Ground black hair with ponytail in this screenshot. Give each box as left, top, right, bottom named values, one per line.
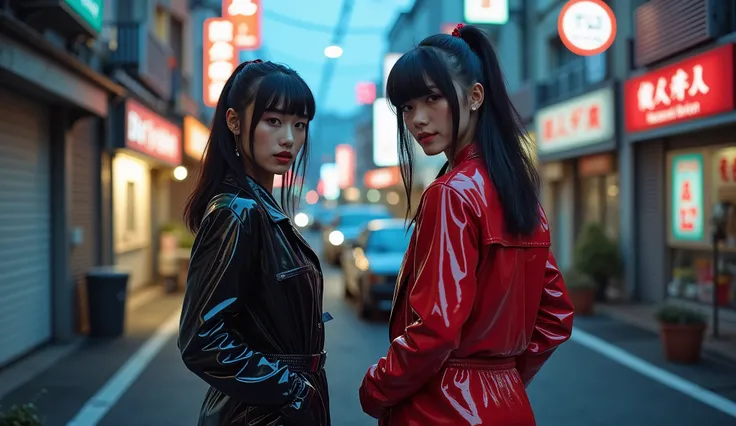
left=386, top=25, right=540, bottom=236
left=184, top=60, right=316, bottom=233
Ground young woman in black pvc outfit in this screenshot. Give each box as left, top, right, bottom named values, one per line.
left=179, top=59, right=331, bottom=426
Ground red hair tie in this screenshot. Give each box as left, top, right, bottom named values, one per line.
left=451, top=23, right=464, bottom=38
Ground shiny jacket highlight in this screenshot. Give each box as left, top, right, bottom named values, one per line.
left=179, top=177, right=330, bottom=426
left=359, top=144, right=575, bottom=425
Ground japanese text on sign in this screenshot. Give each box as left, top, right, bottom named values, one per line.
left=203, top=18, right=236, bottom=108
left=637, top=65, right=710, bottom=124
left=671, top=154, right=704, bottom=241
left=624, top=44, right=735, bottom=133
left=222, top=0, right=261, bottom=50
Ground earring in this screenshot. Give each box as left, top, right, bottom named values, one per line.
left=471, top=105, right=477, bottom=111
left=232, top=132, right=240, bottom=156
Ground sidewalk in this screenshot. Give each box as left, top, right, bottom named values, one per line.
left=0, top=286, right=183, bottom=426
left=574, top=307, right=736, bottom=403
left=595, top=300, right=736, bottom=363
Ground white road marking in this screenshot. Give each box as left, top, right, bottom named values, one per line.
left=66, top=310, right=181, bottom=426
left=571, top=327, right=736, bottom=418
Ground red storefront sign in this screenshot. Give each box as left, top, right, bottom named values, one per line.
left=624, top=44, right=735, bottom=133
left=364, top=166, right=400, bottom=189
left=125, top=100, right=182, bottom=165
left=222, top=0, right=262, bottom=50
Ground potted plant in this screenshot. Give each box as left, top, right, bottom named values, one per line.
left=564, top=268, right=597, bottom=316
left=656, top=304, right=708, bottom=364
left=573, top=222, right=622, bottom=301
left=0, top=403, right=43, bottom=426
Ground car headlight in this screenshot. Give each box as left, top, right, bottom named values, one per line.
left=294, top=213, right=309, bottom=227
left=328, top=230, right=344, bottom=246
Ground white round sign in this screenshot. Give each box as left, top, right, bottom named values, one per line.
left=558, top=0, right=616, bottom=56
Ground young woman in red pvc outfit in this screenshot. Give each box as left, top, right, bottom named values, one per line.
left=359, top=24, right=575, bottom=425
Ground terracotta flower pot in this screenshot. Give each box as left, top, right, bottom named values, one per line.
left=659, top=322, right=706, bottom=364
left=568, top=288, right=595, bottom=316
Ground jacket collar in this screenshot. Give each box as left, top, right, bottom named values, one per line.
left=223, top=175, right=289, bottom=223
left=452, top=143, right=481, bottom=167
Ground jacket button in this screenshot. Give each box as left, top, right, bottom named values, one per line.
left=317, top=323, right=322, bottom=329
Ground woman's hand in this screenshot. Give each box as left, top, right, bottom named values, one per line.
left=280, top=375, right=323, bottom=425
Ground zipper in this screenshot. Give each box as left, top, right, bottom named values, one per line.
left=275, top=265, right=313, bottom=281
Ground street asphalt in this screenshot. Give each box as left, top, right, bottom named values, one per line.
left=1, top=230, right=735, bottom=425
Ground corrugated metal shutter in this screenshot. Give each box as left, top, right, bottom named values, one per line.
left=635, top=141, right=666, bottom=302
left=0, top=88, right=52, bottom=366
left=635, top=0, right=712, bottom=67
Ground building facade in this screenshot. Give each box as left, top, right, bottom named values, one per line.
left=0, top=0, right=209, bottom=368
left=623, top=0, right=736, bottom=310
left=0, top=0, right=120, bottom=367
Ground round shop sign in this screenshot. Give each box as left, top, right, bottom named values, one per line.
left=558, top=0, right=617, bottom=56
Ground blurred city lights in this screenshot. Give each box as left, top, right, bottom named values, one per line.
left=324, top=45, right=343, bottom=58
left=173, top=166, right=188, bottom=181
left=366, top=189, right=381, bottom=203
left=305, top=190, right=319, bottom=204
left=294, top=213, right=309, bottom=227
left=329, top=230, right=345, bottom=246
left=386, top=191, right=400, bottom=205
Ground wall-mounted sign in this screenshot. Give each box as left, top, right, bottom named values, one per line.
left=671, top=153, right=704, bottom=241
left=335, top=144, right=356, bottom=189
left=534, top=86, right=615, bottom=155
left=558, top=0, right=617, bottom=56
left=383, top=53, right=402, bottom=96
left=183, top=115, right=209, bottom=161
left=320, top=163, right=340, bottom=201
left=464, top=0, right=508, bottom=25
left=373, top=98, right=400, bottom=167
left=624, top=44, right=735, bottom=133
left=364, top=167, right=401, bottom=189
left=203, top=18, right=237, bottom=108
left=355, top=82, right=377, bottom=105
left=222, top=0, right=262, bottom=50
left=125, top=100, right=182, bottom=166
left=64, top=0, right=103, bottom=33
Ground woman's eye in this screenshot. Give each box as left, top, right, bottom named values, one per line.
left=267, top=118, right=281, bottom=125
left=295, top=122, right=307, bottom=129
left=401, top=105, right=412, bottom=112
left=427, top=95, right=440, bottom=102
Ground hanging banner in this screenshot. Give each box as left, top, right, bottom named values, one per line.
left=222, top=0, right=262, bottom=50
left=671, top=153, right=705, bottom=241
left=203, top=18, right=237, bottom=107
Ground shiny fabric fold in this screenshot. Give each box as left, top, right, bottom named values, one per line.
left=179, top=177, right=330, bottom=426
left=359, top=143, right=574, bottom=425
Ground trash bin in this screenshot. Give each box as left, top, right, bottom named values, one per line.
left=86, top=266, right=130, bottom=338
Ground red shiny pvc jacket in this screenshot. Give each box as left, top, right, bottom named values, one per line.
left=359, top=143, right=575, bottom=425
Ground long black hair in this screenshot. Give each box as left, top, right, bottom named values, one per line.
left=184, top=60, right=316, bottom=233
left=386, top=25, right=540, bottom=236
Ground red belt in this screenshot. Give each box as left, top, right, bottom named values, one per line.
left=444, top=356, right=515, bottom=371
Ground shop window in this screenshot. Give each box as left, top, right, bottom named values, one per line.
left=580, top=176, right=603, bottom=225
left=154, top=6, right=169, bottom=43
left=125, top=181, right=136, bottom=233
left=605, top=174, right=620, bottom=238
left=667, top=147, right=736, bottom=309
left=579, top=172, right=620, bottom=241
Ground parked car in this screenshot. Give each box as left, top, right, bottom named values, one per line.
left=341, top=218, right=413, bottom=319
left=321, top=204, right=393, bottom=265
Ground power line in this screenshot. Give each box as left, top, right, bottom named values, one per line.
left=263, top=9, right=385, bottom=35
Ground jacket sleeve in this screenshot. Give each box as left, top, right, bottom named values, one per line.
left=360, top=184, right=479, bottom=417
left=178, top=206, right=305, bottom=405
left=515, top=251, right=574, bottom=387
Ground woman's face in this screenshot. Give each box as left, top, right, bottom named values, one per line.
left=400, top=79, right=484, bottom=158
left=227, top=102, right=308, bottom=180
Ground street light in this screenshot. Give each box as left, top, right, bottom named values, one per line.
left=324, top=45, right=343, bottom=58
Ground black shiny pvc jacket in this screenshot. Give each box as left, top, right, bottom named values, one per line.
left=178, top=176, right=330, bottom=426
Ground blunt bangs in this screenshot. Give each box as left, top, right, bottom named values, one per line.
left=387, top=47, right=459, bottom=109
left=255, top=71, right=316, bottom=120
